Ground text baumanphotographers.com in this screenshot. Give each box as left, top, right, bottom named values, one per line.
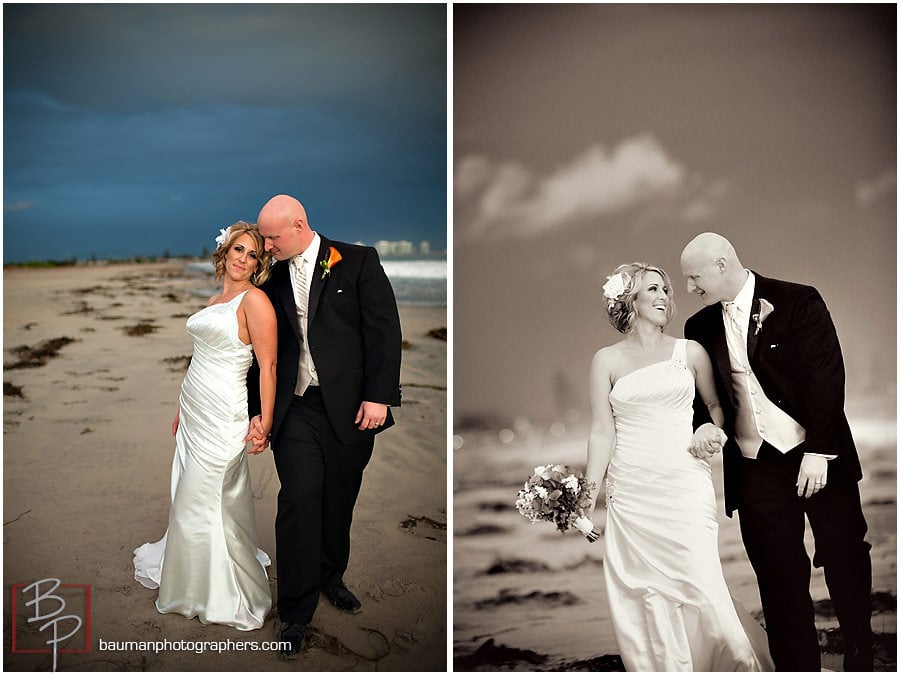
left=97, top=638, right=290, bottom=654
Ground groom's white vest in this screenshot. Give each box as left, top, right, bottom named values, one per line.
left=722, top=273, right=805, bottom=459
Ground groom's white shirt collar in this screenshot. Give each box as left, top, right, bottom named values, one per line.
left=292, top=232, right=321, bottom=272
left=723, top=270, right=755, bottom=318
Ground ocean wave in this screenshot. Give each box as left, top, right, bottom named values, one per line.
left=381, top=259, right=446, bottom=279
left=185, top=258, right=445, bottom=306
left=849, top=416, right=897, bottom=448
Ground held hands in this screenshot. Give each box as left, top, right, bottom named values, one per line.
left=242, top=402, right=389, bottom=453
left=689, top=423, right=727, bottom=459
left=244, top=415, right=270, bottom=455
left=797, top=454, right=828, bottom=498
left=172, top=410, right=180, bottom=436
left=355, top=401, right=388, bottom=431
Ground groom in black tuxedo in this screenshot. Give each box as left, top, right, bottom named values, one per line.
left=247, top=194, right=402, bottom=659
left=680, top=233, right=873, bottom=672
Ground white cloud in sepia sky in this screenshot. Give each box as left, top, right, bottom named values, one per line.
left=855, top=169, right=897, bottom=208
left=456, top=134, right=687, bottom=240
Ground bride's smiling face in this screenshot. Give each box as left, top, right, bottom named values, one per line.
left=632, top=271, right=672, bottom=327
left=225, top=233, right=261, bottom=282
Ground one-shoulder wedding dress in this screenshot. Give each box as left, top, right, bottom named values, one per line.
left=604, top=338, right=773, bottom=671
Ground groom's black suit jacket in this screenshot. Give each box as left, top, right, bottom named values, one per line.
left=684, top=272, right=862, bottom=517
left=248, top=236, right=402, bottom=445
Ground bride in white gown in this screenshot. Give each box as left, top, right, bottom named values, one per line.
left=134, top=222, right=277, bottom=631
left=586, top=262, right=773, bottom=671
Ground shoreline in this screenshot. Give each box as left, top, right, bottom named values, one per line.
left=2, top=251, right=449, bottom=269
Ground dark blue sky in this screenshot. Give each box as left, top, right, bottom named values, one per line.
left=3, top=3, right=447, bottom=262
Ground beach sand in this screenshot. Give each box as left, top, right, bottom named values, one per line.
left=453, top=410, right=897, bottom=671
left=3, top=260, right=447, bottom=671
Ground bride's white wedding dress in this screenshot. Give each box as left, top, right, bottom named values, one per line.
left=604, top=338, right=773, bottom=671
left=133, top=290, right=272, bottom=631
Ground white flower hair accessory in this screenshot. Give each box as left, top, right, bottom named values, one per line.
left=602, top=271, right=631, bottom=309
left=214, top=226, right=232, bottom=248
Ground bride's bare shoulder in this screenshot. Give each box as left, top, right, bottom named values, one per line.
left=684, top=339, right=712, bottom=364
left=591, top=340, right=628, bottom=370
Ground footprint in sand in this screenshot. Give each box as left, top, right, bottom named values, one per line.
left=366, top=578, right=416, bottom=603
left=308, top=626, right=391, bottom=663
left=392, top=628, right=423, bottom=654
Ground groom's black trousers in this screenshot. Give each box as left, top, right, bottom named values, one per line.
left=736, top=442, right=872, bottom=672
left=271, top=388, right=373, bottom=625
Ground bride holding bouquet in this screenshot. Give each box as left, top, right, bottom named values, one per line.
left=584, top=262, right=772, bottom=671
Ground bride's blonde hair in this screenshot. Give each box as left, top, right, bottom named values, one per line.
left=212, top=221, right=272, bottom=286
left=605, top=262, right=676, bottom=334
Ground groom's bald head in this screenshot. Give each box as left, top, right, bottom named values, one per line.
left=257, top=194, right=315, bottom=261
left=681, top=233, right=740, bottom=267
left=680, top=232, right=747, bottom=305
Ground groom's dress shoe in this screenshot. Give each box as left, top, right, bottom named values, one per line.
left=323, top=586, right=362, bottom=614
left=276, top=621, right=306, bottom=660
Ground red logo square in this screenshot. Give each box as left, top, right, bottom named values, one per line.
left=11, top=580, right=91, bottom=654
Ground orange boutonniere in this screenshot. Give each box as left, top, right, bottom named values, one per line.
left=319, top=246, right=342, bottom=279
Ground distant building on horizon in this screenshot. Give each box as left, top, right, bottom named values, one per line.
left=375, top=240, right=414, bottom=256
left=351, top=239, right=442, bottom=257
left=372, top=239, right=435, bottom=257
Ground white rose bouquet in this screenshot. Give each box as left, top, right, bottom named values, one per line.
left=515, top=464, right=603, bottom=542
